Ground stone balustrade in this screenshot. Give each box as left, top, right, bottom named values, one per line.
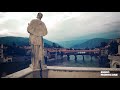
left=2, top=66, right=120, bottom=78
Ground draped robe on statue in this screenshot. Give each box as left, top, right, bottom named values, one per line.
left=27, top=19, right=47, bottom=69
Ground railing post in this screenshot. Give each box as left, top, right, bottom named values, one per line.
left=39, top=60, right=42, bottom=78
left=75, top=55, right=77, bottom=63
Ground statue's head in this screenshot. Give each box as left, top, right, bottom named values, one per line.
left=37, top=12, right=43, bottom=20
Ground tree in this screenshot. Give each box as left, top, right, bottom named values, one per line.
left=109, top=40, right=118, bottom=54
left=91, top=48, right=94, bottom=50
left=85, top=47, right=89, bottom=50
left=52, top=43, right=57, bottom=48
left=100, top=42, right=107, bottom=48
left=12, top=42, right=16, bottom=47
left=57, top=45, right=62, bottom=48
left=44, top=43, right=51, bottom=48
left=95, top=46, right=100, bottom=48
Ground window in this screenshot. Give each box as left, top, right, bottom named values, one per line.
left=116, top=65, right=120, bottom=68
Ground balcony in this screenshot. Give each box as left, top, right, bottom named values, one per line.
left=2, top=66, right=120, bottom=78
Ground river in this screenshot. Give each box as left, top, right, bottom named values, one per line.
left=47, top=55, right=110, bottom=68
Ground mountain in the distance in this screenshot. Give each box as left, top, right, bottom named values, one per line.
left=71, top=38, right=111, bottom=49
left=57, top=31, right=120, bottom=48
left=57, top=39, right=88, bottom=48
left=0, top=36, right=62, bottom=48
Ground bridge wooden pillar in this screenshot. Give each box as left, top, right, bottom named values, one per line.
left=74, top=55, right=77, bottom=63
left=91, top=55, right=93, bottom=62
left=67, top=54, right=70, bottom=61
left=83, top=55, right=84, bottom=61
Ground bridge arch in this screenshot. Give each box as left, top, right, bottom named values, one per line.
left=77, top=55, right=83, bottom=60
left=69, top=55, right=75, bottom=60
left=112, top=61, right=120, bottom=68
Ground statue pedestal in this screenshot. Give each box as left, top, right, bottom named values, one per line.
left=42, top=64, right=47, bottom=70
left=29, top=64, right=47, bottom=70
left=29, top=64, right=34, bottom=70
left=29, top=64, right=48, bottom=78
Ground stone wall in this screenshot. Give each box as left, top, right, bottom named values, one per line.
left=108, top=55, right=120, bottom=68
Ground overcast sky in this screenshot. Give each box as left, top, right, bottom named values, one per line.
left=0, top=12, right=120, bottom=42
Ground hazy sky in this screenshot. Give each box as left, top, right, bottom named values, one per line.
left=0, top=12, right=120, bottom=42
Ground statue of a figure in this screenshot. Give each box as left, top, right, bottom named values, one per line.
left=27, top=13, right=48, bottom=70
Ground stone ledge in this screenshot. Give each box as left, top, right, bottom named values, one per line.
left=2, top=66, right=120, bottom=78
left=47, top=66, right=120, bottom=72
left=2, top=67, right=33, bottom=78
left=108, top=56, right=120, bottom=60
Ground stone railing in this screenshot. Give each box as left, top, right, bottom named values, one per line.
left=47, top=66, right=120, bottom=78
left=2, top=66, right=120, bottom=78
left=2, top=67, right=33, bottom=78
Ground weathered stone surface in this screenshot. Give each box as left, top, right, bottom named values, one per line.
left=27, top=13, right=48, bottom=70
left=3, top=66, right=120, bottom=78
left=47, top=66, right=120, bottom=78
left=47, top=66, right=120, bottom=71
left=2, top=67, right=33, bottom=78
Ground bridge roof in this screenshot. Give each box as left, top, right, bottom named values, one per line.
left=48, top=49, right=100, bottom=53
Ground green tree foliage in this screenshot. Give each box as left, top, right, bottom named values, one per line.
left=100, top=42, right=107, bottom=48
left=108, top=40, right=118, bottom=54
left=52, top=43, right=57, bottom=48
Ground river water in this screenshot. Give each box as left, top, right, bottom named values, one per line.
left=47, top=55, right=110, bottom=68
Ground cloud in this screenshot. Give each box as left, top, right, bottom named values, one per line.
left=45, top=12, right=120, bottom=41
left=0, top=12, right=37, bottom=37
left=0, top=12, right=120, bottom=42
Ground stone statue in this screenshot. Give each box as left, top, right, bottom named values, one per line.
left=27, top=12, right=48, bottom=70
